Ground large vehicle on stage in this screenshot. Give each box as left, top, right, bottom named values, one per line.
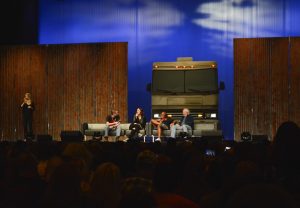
left=151, top=57, right=223, bottom=135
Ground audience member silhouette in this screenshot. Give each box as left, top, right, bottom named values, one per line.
left=90, top=162, right=121, bottom=208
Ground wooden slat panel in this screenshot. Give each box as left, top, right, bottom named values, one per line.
left=0, top=43, right=127, bottom=140
left=234, top=38, right=271, bottom=141
left=234, top=38, right=253, bottom=141
left=46, top=45, right=65, bottom=139
left=290, top=37, right=300, bottom=126
left=250, top=38, right=271, bottom=136
left=0, top=46, right=46, bottom=139
left=235, top=37, right=299, bottom=141
left=270, top=38, right=289, bottom=138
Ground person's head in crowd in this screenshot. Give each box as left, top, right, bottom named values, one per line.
left=118, top=188, right=156, bottom=208
left=273, top=121, right=300, bottom=174
left=2, top=149, right=43, bottom=208
left=153, top=155, right=177, bottom=193
left=42, top=162, right=83, bottom=208
left=37, top=160, right=48, bottom=180
left=180, top=152, right=208, bottom=203
left=274, top=121, right=300, bottom=144
left=44, top=156, right=63, bottom=182
left=234, top=160, right=260, bottom=184
left=7, top=151, right=39, bottom=181
left=7, top=140, right=28, bottom=159
left=136, top=150, right=157, bottom=179
left=80, top=167, right=92, bottom=194
left=85, top=142, right=105, bottom=171
left=227, top=184, right=297, bottom=208
left=62, top=143, right=92, bottom=167
left=90, top=162, right=121, bottom=208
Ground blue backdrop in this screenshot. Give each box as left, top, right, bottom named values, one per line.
left=39, top=0, right=300, bottom=139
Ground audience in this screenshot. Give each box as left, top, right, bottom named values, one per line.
left=0, top=121, right=299, bottom=208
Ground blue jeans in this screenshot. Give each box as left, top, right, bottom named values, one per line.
left=170, top=124, right=192, bottom=138
left=105, top=124, right=121, bottom=137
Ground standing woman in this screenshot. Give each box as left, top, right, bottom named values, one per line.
left=21, top=93, right=35, bottom=140
left=129, top=107, right=147, bottom=138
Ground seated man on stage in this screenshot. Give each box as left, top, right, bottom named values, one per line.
left=151, top=111, right=173, bottom=141
left=104, top=110, right=121, bottom=141
left=170, top=108, right=194, bottom=138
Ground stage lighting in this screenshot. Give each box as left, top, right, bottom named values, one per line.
left=241, top=131, right=251, bottom=142
left=153, top=114, right=160, bottom=118
left=211, top=113, right=217, bottom=118
left=205, top=113, right=217, bottom=119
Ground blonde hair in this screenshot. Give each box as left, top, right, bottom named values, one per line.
left=25, top=93, right=32, bottom=99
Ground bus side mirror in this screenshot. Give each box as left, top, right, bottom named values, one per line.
left=219, top=81, right=225, bottom=91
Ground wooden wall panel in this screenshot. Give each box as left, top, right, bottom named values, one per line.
left=46, top=45, right=65, bottom=139
left=251, top=39, right=271, bottom=136
left=234, top=39, right=253, bottom=140
left=234, top=37, right=300, bottom=141
left=290, top=38, right=300, bottom=125
left=0, top=43, right=127, bottom=140
left=0, top=46, right=46, bottom=140
left=269, top=38, right=289, bottom=137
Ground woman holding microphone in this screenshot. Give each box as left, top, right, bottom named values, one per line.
left=21, top=93, right=35, bottom=140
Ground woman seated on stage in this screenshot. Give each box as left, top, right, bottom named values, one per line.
left=129, top=107, right=147, bottom=138
left=151, top=111, right=173, bottom=141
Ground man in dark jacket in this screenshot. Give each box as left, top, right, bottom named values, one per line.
left=170, top=108, right=194, bottom=138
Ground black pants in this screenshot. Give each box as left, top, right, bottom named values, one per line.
left=129, top=123, right=142, bottom=138
left=23, top=114, right=33, bottom=139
